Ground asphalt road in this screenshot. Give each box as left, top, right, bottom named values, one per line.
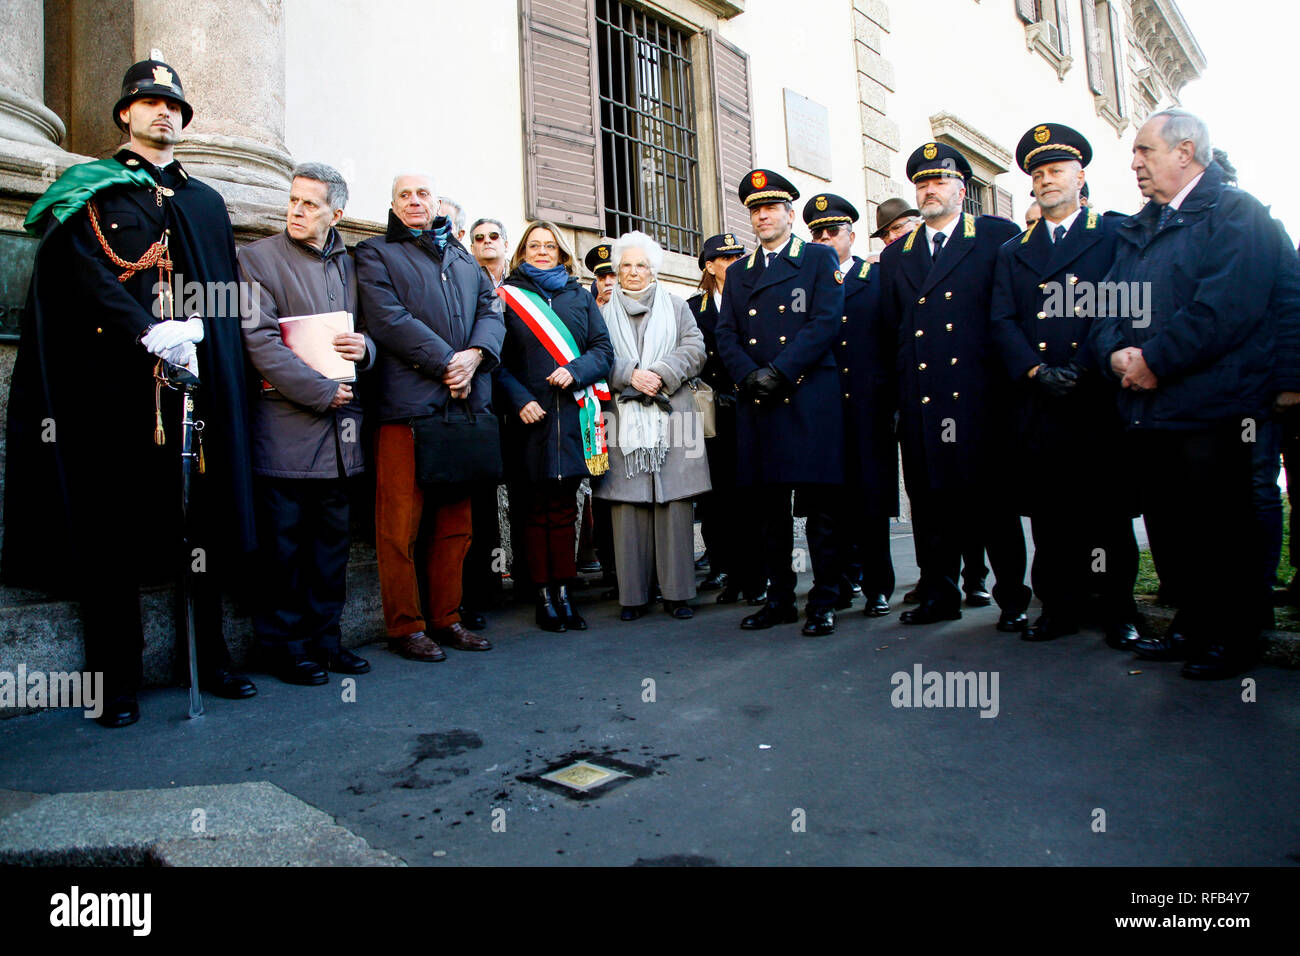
left=1, top=530, right=1297, bottom=867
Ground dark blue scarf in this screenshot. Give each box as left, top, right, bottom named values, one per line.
left=409, top=215, right=453, bottom=252
left=519, top=262, right=570, bottom=294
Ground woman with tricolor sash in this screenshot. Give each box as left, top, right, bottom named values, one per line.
left=496, top=221, right=614, bottom=632
left=593, top=232, right=711, bottom=621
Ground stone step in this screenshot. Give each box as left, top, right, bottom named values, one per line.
left=0, top=781, right=404, bottom=866
left=0, top=545, right=387, bottom=718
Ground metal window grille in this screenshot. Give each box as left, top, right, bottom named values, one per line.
left=595, top=0, right=702, bottom=256
left=963, top=179, right=987, bottom=217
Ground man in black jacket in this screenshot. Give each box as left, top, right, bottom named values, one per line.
left=990, top=123, right=1138, bottom=647
left=1092, top=108, right=1300, bottom=678
left=714, top=168, right=847, bottom=636
left=3, top=60, right=258, bottom=727
left=355, top=173, right=504, bottom=663
left=880, top=142, right=1030, bottom=631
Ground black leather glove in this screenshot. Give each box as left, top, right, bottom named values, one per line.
left=742, top=364, right=787, bottom=400
left=1033, top=363, right=1080, bottom=399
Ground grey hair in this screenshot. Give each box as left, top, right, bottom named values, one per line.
left=612, top=230, right=665, bottom=276
left=469, top=217, right=507, bottom=243
left=439, top=196, right=466, bottom=234
left=1212, top=147, right=1238, bottom=184
left=1150, top=108, right=1212, bottom=166
left=391, top=172, right=437, bottom=199
left=291, top=162, right=348, bottom=211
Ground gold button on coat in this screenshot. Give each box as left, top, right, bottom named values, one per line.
left=918, top=296, right=926, bottom=304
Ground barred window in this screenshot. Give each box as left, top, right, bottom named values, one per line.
left=595, top=0, right=702, bottom=256
left=963, top=178, right=988, bottom=218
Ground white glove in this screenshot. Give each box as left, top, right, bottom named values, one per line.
left=142, top=316, right=204, bottom=356
left=160, top=342, right=197, bottom=369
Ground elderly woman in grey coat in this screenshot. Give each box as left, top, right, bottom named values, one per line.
left=594, top=231, right=710, bottom=620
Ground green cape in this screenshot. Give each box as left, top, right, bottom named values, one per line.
left=24, top=158, right=157, bottom=236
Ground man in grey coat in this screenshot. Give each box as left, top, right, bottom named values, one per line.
left=238, top=163, right=375, bottom=685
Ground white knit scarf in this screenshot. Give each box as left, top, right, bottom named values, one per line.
left=604, top=282, right=677, bottom=476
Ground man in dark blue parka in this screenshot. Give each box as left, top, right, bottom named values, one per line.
left=1091, top=108, right=1300, bottom=679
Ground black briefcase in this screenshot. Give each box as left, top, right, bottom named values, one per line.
left=411, top=401, right=502, bottom=486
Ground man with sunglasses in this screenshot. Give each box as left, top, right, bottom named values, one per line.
left=470, top=218, right=510, bottom=289
left=803, top=194, right=898, bottom=620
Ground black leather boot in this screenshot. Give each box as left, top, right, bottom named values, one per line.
left=535, top=586, right=566, bottom=633
left=552, top=584, right=587, bottom=630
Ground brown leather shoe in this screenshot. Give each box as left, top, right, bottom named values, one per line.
left=434, top=622, right=492, bottom=652
left=387, top=631, right=446, bottom=662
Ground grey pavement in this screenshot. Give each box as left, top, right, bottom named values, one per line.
left=1, top=526, right=1298, bottom=867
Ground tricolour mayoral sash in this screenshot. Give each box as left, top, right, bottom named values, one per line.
left=497, top=285, right=611, bottom=476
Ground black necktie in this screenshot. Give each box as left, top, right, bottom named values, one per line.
left=765, top=251, right=776, bottom=269
left=1053, top=224, right=1066, bottom=244
left=931, top=232, right=945, bottom=260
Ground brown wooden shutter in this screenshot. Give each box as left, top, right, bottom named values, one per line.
left=993, top=185, right=1015, bottom=221
left=1080, top=0, right=1106, bottom=95
left=520, top=0, right=605, bottom=230
left=708, top=31, right=756, bottom=245
left=1016, top=0, right=1038, bottom=23
left=1108, top=1, right=1129, bottom=116
left=1054, top=0, right=1071, bottom=55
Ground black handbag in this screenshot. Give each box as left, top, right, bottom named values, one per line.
left=411, top=401, right=502, bottom=486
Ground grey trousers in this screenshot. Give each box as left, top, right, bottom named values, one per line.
left=609, top=500, right=697, bottom=605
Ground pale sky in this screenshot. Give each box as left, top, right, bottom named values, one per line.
left=1175, top=0, right=1299, bottom=242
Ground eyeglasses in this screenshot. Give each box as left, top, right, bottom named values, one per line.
left=525, top=241, right=559, bottom=252
left=473, top=232, right=501, bottom=243
left=811, top=225, right=844, bottom=240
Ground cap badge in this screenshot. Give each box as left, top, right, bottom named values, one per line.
left=725, top=234, right=735, bottom=246
left=923, top=144, right=937, bottom=160
left=751, top=170, right=767, bottom=189
left=152, top=65, right=174, bottom=90
left=1034, top=125, right=1050, bottom=144
left=597, top=246, right=608, bottom=259
left=815, top=196, right=828, bottom=211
